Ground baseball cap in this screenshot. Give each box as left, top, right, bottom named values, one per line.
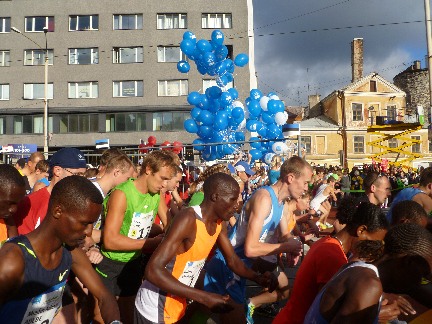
left=49, top=148, right=87, bottom=169
left=227, top=164, right=236, bottom=174
left=235, top=161, right=255, bottom=176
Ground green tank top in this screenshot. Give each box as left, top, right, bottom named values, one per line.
left=101, top=178, right=160, bottom=262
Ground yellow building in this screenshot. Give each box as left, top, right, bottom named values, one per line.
left=297, top=39, right=431, bottom=169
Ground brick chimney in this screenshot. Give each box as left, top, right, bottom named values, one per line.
left=351, top=38, right=363, bottom=83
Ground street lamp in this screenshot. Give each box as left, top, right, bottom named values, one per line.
left=11, top=26, right=49, bottom=158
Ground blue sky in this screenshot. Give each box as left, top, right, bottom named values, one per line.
left=251, top=0, right=427, bottom=106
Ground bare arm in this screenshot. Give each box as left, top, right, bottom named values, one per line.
left=102, top=189, right=158, bottom=252
left=157, top=197, right=169, bottom=228
left=413, top=193, right=432, bottom=215
left=244, top=190, right=300, bottom=258
left=71, top=248, right=120, bottom=323
left=145, top=209, right=232, bottom=312
left=0, top=243, right=25, bottom=305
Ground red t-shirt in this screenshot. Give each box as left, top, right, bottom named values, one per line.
left=273, top=236, right=347, bottom=324
left=14, top=187, right=50, bottom=235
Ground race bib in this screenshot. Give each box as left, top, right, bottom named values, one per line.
left=128, top=211, right=154, bottom=239
left=178, top=259, right=206, bottom=287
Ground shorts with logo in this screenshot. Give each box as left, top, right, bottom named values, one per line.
left=95, top=255, right=149, bottom=297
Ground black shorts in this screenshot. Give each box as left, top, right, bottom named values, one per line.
left=95, top=255, right=147, bottom=297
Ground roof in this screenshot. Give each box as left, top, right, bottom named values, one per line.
left=297, top=115, right=339, bottom=128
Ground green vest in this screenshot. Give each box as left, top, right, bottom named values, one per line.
left=101, top=178, right=160, bottom=262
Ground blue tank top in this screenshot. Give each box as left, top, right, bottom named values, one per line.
left=228, top=186, right=284, bottom=265
left=304, top=261, right=380, bottom=324
left=0, top=236, right=72, bottom=324
left=387, top=187, right=424, bottom=222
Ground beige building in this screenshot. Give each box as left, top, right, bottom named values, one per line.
left=297, top=38, right=431, bottom=169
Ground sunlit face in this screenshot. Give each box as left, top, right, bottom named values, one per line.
left=372, top=176, right=391, bottom=205
left=288, top=167, right=313, bottom=200
left=146, top=165, right=173, bottom=194
left=60, top=201, right=101, bottom=248
left=61, top=167, right=87, bottom=180
left=166, top=171, right=183, bottom=192
left=0, top=185, right=26, bottom=219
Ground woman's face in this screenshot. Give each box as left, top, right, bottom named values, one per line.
left=296, top=196, right=310, bottom=211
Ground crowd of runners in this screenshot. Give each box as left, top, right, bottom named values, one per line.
left=0, top=147, right=432, bottom=324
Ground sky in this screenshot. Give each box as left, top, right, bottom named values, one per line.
left=251, top=0, right=427, bottom=107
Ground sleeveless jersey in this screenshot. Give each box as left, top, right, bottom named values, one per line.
left=304, top=261, right=380, bottom=324
left=0, top=236, right=72, bottom=324
left=229, top=186, right=284, bottom=263
left=135, top=206, right=221, bottom=324
left=101, top=178, right=160, bottom=262
left=310, top=183, right=329, bottom=211
left=387, top=187, right=424, bottom=222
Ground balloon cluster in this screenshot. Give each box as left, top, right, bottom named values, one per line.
left=243, top=90, right=289, bottom=161
left=179, top=30, right=250, bottom=161
left=139, top=136, right=183, bottom=155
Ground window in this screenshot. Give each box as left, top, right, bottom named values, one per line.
left=300, top=136, right=311, bottom=154
left=24, top=49, right=54, bottom=65
left=69, top=15, right=99, bottom=31
left=0, top=117, right=5, bottom=134
left=113, top=14, right=143, bottom=30
left=59, top=114, right=98, bottom=133
left=69, top=48, right=99, bottom=65
left=157, top=46, right=186, bottom=62
left=0, top=84, right=9, bottom=100
left=113, top=46, right=143, bottom=63
left=388, top=138, right=398, bottom=148
left=157, top=13, right=187, bottom=29
left=353, top=136, right=364, bottom=153
left=13, top=115, right=53, bottom=134
left=106, top=113, right=147, bottom=132
left=23, top=83, right=53, bottom=99
left=412, top=136, right=421, bottom=153
left=0, top=17, right=11, bottom=33
left=370, top=80, right=377, bottom=92
left=158, top=80, right=188, bottom=96
left=387, top=105, right=397, bottom=121
left=152, top=112, right=189, bottom=131
left=25, top=16, right=54, bottom=32
left=68, top=82, right=98, bottom=98
left=113, top=81, right=143, bottom=97
left=203, top=79, right=233, bottom=91
left=0, top=50, right=10, bottom=67
left=202, top=13, right=232, bottom=29
left=352, top=103, right=363, bottom=121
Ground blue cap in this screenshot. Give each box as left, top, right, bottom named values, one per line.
left=49, top=148, right=87, bottom=169
left=227, top=164, right=236, bottom=174
left=235, top=161, right=255, bottom=176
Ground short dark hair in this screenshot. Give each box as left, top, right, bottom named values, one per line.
left=16, top=158, right=26, bottom=169
left=203, top=172, right=239, bottom=199
left=391, top=200, right=428, bottom=226
left=48, top=175, right=103, bottom=214
left=0, top=164, right=25, bottom=191
left=419, top=167, right=432, bottom=187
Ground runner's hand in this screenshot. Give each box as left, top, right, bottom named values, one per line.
left=254, top=271, right=278, bottom=293
left=378, top=299, right=401, bottom=322
left=202, top=294, right=234, bottom=313
left=382, top=293, right=416, bottom=316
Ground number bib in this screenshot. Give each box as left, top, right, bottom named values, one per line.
left=178, top=259, right=206, bottom=287
left=128, top=211, right=154, bottom=239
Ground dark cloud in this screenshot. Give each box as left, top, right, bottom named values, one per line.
left=252, top=0, right=425, bottom=105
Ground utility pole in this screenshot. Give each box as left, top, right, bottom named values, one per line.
left=425, top=0, right=432, bottom=139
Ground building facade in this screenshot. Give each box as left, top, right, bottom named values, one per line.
left=0, top=0, right=255, bottom=153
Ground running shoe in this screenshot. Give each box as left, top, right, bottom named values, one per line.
left=316, top=221, right=327, bottom=230
left=325, top=222, right=334, bottom=228
left=246, top=303, right=255, bottom=324
left=255, top=303, right=280, bottom=318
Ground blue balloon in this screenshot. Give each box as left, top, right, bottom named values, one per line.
left=211, top=30, right=225, bottom=46
left=214, top=115, right=228, bottom=131
left=250, top=89, right=263, bottom=100
left=208, top=99, right=221, bottom=113
left=249, top=149, right=262, bottom=161
left=267, top=123, right=282, bottom=139
left=184, top=119, right=198, bottom=133
left=225, top=73, right=234, bottom=84
left=198, top=125, right=213, bottom=139
left=205, top=86, right=222, bottom=99
left=183, top=31, right=197, bottom=42
left=192, top=138, right=205, bottom=151
left=234, top=53, right=249, bottom=67
left=198, top=94, right=210, bottom=109
left=220, top=92, right=233, bottom=106
left=228, top=87, right=238, bottom=100
left=250, top=136, right=261, bottom=149
left=235, top=132, right=245, bottom=142
left=231, top=107, right=244, bottom=119
left=187, top=92, right=201, bottom=106
left=247, top=100, right=261, bottom=117
left=216, top=75, right=228, bottom=87
left=190, top=107, right=202, bottom=121
left=200, top=110, right=214, bottom=126
left=261, top=112, right=274, bottom=124
left=246, top=120, right=259, bottom=132
left=223, top=144, right=236, bottom=155
left=267, top=99, right=280, bottom=114
left=180, top=39, right=196, bottom=55
left=257, top=126, right=267, bottom=137
left=215, top=45, right=229, bottom=61
left=203, top=52, right=216, bottom=68
left=197, top=63, right=208, bottom=75
left=215, top=61, right=228, bottom=76
left=225, top=59, right=235, bottom=73
left=177, top=60, right=190, bottom=73
left=217, top=110, right=229, bottom=120
left=197, top=39, right=212, bottom=53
